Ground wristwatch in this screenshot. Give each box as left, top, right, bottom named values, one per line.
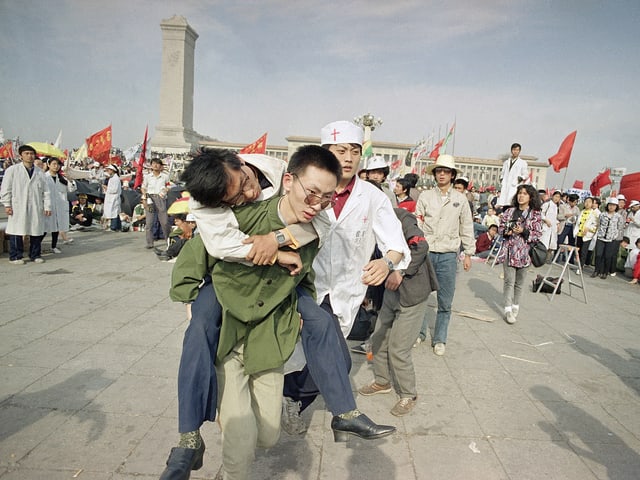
left=382, top=256, right=394, bottom=271
left=275, top=230, right=287, bottom=246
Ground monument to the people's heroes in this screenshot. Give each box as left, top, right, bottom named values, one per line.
left=151, top=15, right=201, bottom=154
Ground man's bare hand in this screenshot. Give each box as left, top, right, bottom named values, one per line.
left=362, top=258, right=390, bottom=286
left=463, top=255, right=472, bottom=272
left=244, top=232, right=278, bottom=265
left=277, top=250, right=302, bottom=276
left=384, top=270, right=403, bottom=291
left=44, top=210, right=52, bottom=217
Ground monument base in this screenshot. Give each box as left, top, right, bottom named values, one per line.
left=150, top=126, right=200, bottom=154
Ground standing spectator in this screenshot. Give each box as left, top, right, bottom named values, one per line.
left=498, top=184, right=543, bottom=324
left=393, top=177, right=415, bottom=212
left=497, top=143, right=528, bottom=208
left=626, top=238, right=640, bottom=283
left=573, top=197, right=599, bottom=268
left=362, top=156, right=397, bottom=207
left=540, top=191, right=561, bottom=255
left=415, top=154, right=475, bottom=355
left=624, top=199, right=640, bottom=247
left=0, top=145, right=51, bottom=264
left=611, top=195, right=629, bottom=276
left=44, top=158, right=72, bottom=253
left=403, top=173, right=420, bottom=201
left=141, top=158, right=171, bottom=249
left=103, top=164, right=122, bottom=232
left=557, top=193, right=580, bottom=247
left=592, top=198, right=624, bottom=279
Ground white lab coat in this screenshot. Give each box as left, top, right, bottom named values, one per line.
left=313, top=178, right=411, bottom=337
left=497, top=157, right=528, bottom=206
left=0, top=163, right=51, bottom=236
left=44, top=174, right=70, bottom=232
left=625, top=209, right=640, bottom=247
left=191, top=153, right=328, bottom=262
left=539, top=200, right=558, bottom=249
left=103, top=174, right=121, bottom=219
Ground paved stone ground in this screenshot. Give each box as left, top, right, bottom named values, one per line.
left=1, top=227, right=639, bottom=479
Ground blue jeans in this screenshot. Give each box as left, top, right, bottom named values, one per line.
left=9, top=234, right=44, bottom=261
left=419, top=252, right=458, bottom=345
left=110, top=215, right=121, bottom=231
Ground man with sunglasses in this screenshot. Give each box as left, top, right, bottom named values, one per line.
left=161, top=147, right=394, bottom=480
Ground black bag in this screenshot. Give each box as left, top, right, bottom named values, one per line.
left=529, top=241, right=547, bottom=267
left=347, top=307, right=375, bottom=341
left=532, top=274, right=563, bottom=294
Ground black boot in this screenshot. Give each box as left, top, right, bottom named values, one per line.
left=159, top=441, right=205, bottom=480
left=331, top=413, right=395, bottom=442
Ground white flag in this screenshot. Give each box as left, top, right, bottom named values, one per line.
left=53, top=130, right=62, bottom=149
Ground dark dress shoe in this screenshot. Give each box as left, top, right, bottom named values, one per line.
left=331, top=413, right=396, bottom=442
left=159, top=441, right=205, bottom=480
left=600, top=273, right=608, bottom=279
left=590, top=271, right=598, bottom=278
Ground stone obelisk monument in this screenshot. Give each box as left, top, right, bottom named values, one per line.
left=151, top=15, right=200, bottom=153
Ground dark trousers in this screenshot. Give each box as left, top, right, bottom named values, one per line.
left=177, top=281, right=356, bottom=433
left=557, top=224, right=576, bottom=263
left=283, top=292, right=355, bottom=415
left=9, top=234, right=44, bottom=261
left=110, top=216, right=121, bottom=231
left=594, top=240, right=617, bottom=275
left=145, top=195, right=170, bottom=246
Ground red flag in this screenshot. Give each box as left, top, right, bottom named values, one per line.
left=86, top=125, right=112, bottom=164
left=0, top=140, right=14, bottom=159
left=134, top=126, right=148, bottom=189
left=548, top=130, right=577, bottom=173
left=572, top=180, right=584, bottom=189
left=428, top=137, right=445, bottom=159
left=239, top=133, right=267, bottom=154
left=589, top=169, right=611, bottom=196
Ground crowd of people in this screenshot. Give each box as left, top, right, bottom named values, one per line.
left=2, top=131, right=638, bottom=480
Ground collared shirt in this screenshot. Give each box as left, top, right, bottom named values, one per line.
left=332, top=175, right=356, bottom=219
left=142, top=171, right=170, bottom=195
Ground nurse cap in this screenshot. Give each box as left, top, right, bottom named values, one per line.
left=320, top=121, right=364, bottom=146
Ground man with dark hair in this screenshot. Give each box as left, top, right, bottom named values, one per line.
left=70, top=193, right=94, bottom=228
left=0, top=145, right=51, bottom=264
left=497, top=142, right=528, bottom=207
left=141, top=157, right=171, bottom=249
left=475, top=224, right=499, bottom=258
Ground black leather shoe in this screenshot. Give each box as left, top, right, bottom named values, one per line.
left=331, top=413, right=395, bottom=442
left=159, top=441, right=205, bottom=480
left=590, top=271, right=598, bottom=278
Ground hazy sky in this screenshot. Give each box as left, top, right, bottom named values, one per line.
left=1, top=0, right=638, bottom=187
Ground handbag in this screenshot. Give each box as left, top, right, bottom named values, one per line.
left=529, top=241, right=547, bottom=267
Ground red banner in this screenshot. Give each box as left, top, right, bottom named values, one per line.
left=86, top=125, right=112, bottom=164
left=548, top=130, right=577, bottom=173
left=0, top=141, right=14, bottom=159
left=572, top=180, right=584, bottom=189
left=589, top=169, right=611, bottom=196
left=239, top=132, right=267, bottom=154
left=134, top=126, right=148, bottom=189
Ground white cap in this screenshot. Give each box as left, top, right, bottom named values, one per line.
left=617, top=194, right=626, bottom=201
left=363, top=156, right=388, bottom=171
left=629, top=200, right=640, bottom=207
left=606, top=197, right=618, bottom=206
left=320, top=121, right=364, bottom=146
left=186, top=213, right=196, bottom=221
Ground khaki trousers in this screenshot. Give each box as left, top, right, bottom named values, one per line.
left=216, top=343, right=284, bottom=480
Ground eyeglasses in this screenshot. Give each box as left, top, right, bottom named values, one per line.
left=223, top=169, right=251, bottom=207
left=434, top=167, right=452, bottom=174
left=293, top=174, right=336, bottom=210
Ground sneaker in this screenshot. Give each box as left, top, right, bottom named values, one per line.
left=350, top=343, right=368, bottom=355
left=511, top=305, right=520, bottom=318
left=63, top=238, right=74, bottom=244
left=505, top=310, right=516, bottom=324
left=10, top=259, right=25, bottom=265
left=358, top=382, right=392, bottom=396
left=433, top=343, right=446, bottom=356
left=33, top=257, right=45, bottom=264
left=390, top=397, right=417, bottom=417
left=610, top=272, right=617, bottom=277
left=52, top=247, right=62, bottom=254
left=413, top=337, right=424, bottom=348
left=281, top=397, right=307, bottom=435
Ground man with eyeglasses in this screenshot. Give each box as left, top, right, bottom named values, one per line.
left=414, top=154, right=475, bottom=356
left=161, top=147, right=395, bottom=480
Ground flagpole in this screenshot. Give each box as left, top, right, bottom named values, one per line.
left=451, top=116, right=456, bottom=155
left=561, top=168, right=569, bottom=191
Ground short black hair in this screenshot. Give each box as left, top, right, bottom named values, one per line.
left=622, top=236, right=630, bottom=244
left=568, top=194, right=579, bottom=202
left=511, top=143, right=521, bottom=150
left=181, top=148, right=242, bottom=208
left=151, top=158, right=164, bottom=165
left=454, top=178, right=469, bottom=189
left=395, top=178, right=412, bottom=194
left=511, top=184, right=542, bottom=210
left=403, top=173, right=419, bottom=188
left=488, top=224, right=499, bottom=230
left=19, top=145, right=36, bottom=154
left=288, top=145, right=342, bottom=184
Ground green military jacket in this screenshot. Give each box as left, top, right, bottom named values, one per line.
left=170, top=196, right=318, bottom=375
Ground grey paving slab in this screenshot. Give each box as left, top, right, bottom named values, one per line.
left=1, top=228, right=640, bottom=479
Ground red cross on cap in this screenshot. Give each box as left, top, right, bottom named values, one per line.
left=331, top=129, right=340, bottom=141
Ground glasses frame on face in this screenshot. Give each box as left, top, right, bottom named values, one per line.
left=434, top=167, right=452, bottom=175
left=223, top=169, right=251, bottom=207
left=293, top=174, right=336, bottom=210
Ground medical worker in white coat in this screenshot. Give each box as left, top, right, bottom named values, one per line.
left=313, top=120, right=411, bottom=338
left=0, top=145, right=51, bottom=263
left=103, top=164, right=122, bottom=231
left=497, top=143, right=529, bottom=208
